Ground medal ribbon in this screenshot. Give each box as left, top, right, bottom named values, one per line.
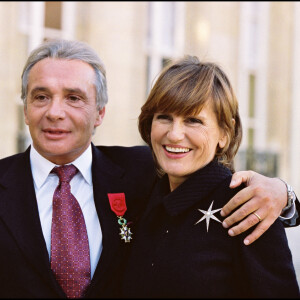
left=108, top=193, right=132, bottom=243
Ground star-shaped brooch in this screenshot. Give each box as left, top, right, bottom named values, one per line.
left=194, top=200, right=222, bottom=232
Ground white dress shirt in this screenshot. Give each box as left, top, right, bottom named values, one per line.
left=30, top=144, right=102, bottom=279
left=280, top=203, right=296, bottom=220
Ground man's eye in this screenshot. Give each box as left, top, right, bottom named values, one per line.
left=68, top=95, right=81, bottom=102
left=35, top=95, right=47, bottom=101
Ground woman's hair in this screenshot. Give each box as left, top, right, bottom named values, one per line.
left=21, top=39, right=108, bottom=110
left=138, top=55, right=242, bottom=174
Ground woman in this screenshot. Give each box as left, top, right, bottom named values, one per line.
left=121, top=56, right=299, bottom=298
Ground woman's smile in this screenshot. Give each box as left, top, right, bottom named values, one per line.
left=151, top=104, right=227, bottom=191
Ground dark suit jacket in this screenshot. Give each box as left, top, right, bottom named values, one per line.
left=122, top=159, right=300, bottom=298
left=0, top=144, right=156, bottom=298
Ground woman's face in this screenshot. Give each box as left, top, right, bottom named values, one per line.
left=151, top=102, right=227, bottom=191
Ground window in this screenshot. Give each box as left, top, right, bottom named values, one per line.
left=146, top=2, right=185, bottom=95
left=235, top=2, right=277, bottom=176
left=45, top=2, right=62, bottom=30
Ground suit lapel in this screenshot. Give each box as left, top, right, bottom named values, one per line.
left=0, top=148, right=63, bottom=294
left=87, top=145, right=127, bottom=292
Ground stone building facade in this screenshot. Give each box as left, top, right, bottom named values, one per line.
left=0, top=1, right=299, bottom=282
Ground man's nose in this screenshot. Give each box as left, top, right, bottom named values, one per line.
left=45, top=98, right=66, bottom=120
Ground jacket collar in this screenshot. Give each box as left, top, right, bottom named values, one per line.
left=152, top=159, right=232, bottom=217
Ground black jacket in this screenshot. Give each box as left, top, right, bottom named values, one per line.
left=0, top=144, right=156, bottom=298
left=122, top=159, right=300, bottom=298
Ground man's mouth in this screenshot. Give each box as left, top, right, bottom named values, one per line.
left=43, top=129, right=70, bottom=134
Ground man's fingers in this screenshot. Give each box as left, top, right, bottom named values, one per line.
left=222, top=193, right=273, bottom=229
left=225, top=209, right=279, bottom=245
left=221, top=187, right=254, bottom=217
left=225, top=210, right=263, bottom=235
left=224, top=172, right=287, bottom=244
left=242, top=222, right=269, bottom=245
left=229, top=170, right=254, bottom=188
left=229, top=175, right=244, bottom=188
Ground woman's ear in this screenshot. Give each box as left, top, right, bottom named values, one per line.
left=219, top=119, right=235, bottom=149
left=218, top=133, right=228, bottom=149
left=231, top=118, right=236, bottom=128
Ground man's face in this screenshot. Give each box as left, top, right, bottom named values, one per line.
left=24, top=58, right=105, bottom=165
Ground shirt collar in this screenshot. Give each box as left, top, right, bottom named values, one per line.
left=30, top=144, right=93, bottom=189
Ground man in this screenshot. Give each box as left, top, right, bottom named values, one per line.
left=0, top=39, right=298, bottom=298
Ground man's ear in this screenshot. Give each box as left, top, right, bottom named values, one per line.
left=24, top=104, right=29, bottom=125
left=94, top=106, right=106, bottom=128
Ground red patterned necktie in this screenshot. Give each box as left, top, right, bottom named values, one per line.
left=51, top=164, right=91, bottom=298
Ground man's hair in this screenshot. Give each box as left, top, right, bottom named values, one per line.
left=138, top=55, right=242, bottom=173
left=21, top=39, right=108, bottom=109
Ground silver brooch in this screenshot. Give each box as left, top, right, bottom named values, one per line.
left=195, top=200, right=222, bottom=232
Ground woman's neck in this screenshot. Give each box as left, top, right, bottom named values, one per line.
left=168, top=174, right=189, bottom=192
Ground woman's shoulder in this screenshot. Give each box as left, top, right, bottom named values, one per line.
left=211, top=174, right=245, bottom=204
left=192, top=160, right=246, bottom=208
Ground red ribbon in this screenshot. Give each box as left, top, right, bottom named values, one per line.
left=108, top=193, right=127, bottom=217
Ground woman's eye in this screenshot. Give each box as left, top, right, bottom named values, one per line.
left=156, top=114, right=171, bottom=120
left=186, top=117, right=203, bottom=124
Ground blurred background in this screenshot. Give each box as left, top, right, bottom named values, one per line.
left=0, top=0, right=299, bottom=284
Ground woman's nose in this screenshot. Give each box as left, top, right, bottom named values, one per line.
left=167, top=120, right=185, bottom=142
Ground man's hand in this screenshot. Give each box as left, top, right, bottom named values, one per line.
left=220, top=171, right=287, bottom=245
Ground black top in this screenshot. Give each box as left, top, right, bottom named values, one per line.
left=122, top=159, right=300, bottom=298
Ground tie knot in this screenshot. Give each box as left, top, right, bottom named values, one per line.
left=52, top=164, right=78, bottom=183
